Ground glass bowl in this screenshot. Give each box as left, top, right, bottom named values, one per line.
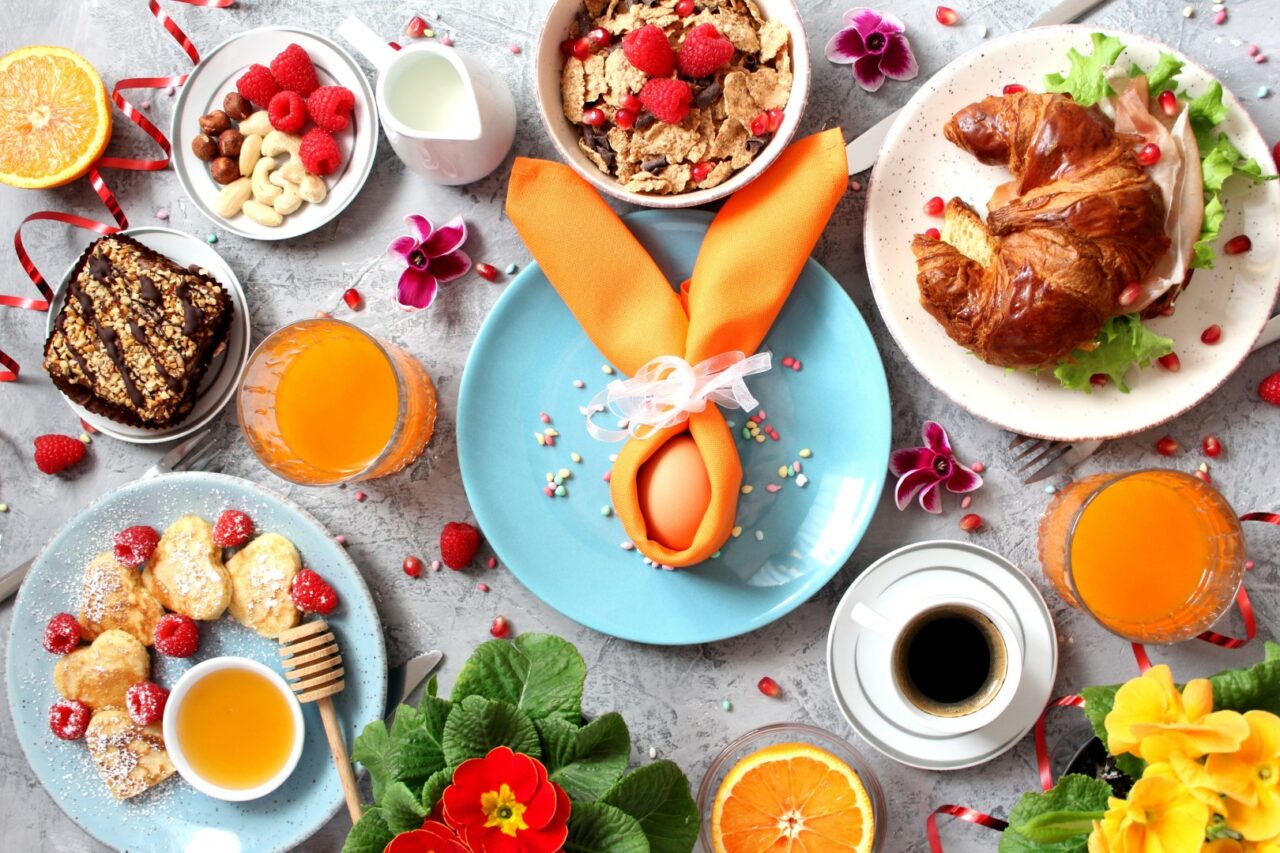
left=696, top=722, right=887, bottom=852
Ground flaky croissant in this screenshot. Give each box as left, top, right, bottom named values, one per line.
left=911, top=92, right=1169, bottom=368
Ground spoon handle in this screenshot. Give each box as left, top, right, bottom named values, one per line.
left=318, top=696, right=363, bottom=824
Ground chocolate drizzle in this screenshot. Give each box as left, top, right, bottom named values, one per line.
left=137, top=274, right=161, bottom=304
left=175, top=281, right=203, bottom=336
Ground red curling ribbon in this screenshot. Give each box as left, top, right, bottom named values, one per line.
left=927, top=804, right=1009, bottom=852
left=1, top=0, right=231, bottom=382
left=1132, top=642, right=1153, bottom=672
left=1034, top=694, right=1088, bottom=792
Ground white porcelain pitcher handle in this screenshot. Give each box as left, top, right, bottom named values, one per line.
left=338, top=17, right=399, bottom=73
left=850, top=602, right=898, bottom=641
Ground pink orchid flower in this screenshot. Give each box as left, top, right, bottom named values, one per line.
left=825, top=8, right=919, bottom=93
left=889, top=421, right=982, bottom=513
left=387, top=214, right=471, bottom=311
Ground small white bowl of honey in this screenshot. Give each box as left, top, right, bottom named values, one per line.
left=163, top=656, right=305, bottom=801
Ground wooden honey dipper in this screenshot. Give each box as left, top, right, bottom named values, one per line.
left=278, top=619, right=362, bottom=823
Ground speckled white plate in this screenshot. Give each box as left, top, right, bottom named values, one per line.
left=172, top=27, right=378, bottom=241
left=46, top=227, right=250, bottom=445
left=864, top=26, right=1280, bottom=442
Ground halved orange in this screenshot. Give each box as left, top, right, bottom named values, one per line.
left=711, top=742, right=876, bottom=853
left=0, top=46, right=112, bottom=189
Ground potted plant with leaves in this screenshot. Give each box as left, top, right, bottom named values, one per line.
left=342, top=633, right=699, bottom=853
left=1002, top=642, right=1280, bottom=851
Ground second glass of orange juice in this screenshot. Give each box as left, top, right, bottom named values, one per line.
left=1038, top=469, right=1245, bottom=644
left=238, top=319, right=436, bottom=485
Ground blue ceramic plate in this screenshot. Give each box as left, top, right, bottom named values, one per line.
left=6, top=472, right=386, bottom=852
left=458, top=210, right=890, bottom=645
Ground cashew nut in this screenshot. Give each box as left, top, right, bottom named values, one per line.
left=238, top=110, right=273, bottom=137
left=261, top=130, right=306, bottom=183
left=213, top=177, right=252, bottom=218
left=298, top=173, right=328, bottom=204
left=268, top=170, right=303, bottom=215
left=238, top=133, right=263, bottom=177
left=242, top=200, right=283, bottom=227
left=251, top=155, right=281, bottom=204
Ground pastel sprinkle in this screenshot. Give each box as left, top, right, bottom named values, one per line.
left=535, top=432, right=546, bottom=446
left=795, top=474, right=809, bottom=488
left=0, top=503, right=8, bottom=512
left=799, top=448, right=812, bottom=458
left=1257, top=54, right=1269, bottom=64
left=617, top=418, right=630, bottom=430
left=140, top=100, right=151, bottom=110
left=335, top=534, right=347, bottom=545
left=164, top=85, right=176, bottom=96
left=766, top=484, right=782, bottom=493
left=508, top=43, right=522, bottom=54
left=315, top=310, right=332, bottom=319
left=544, top=428, right=559, bottom=437
left=754, top=530, right=764, bottom=541
left=793, top=461, right=802, bottom=473
left=432, top=560, right=442, bottom=571
left=488, top=556, right=498, bottom=569
left=206, top=233, right=218, bottom=244
left=711, top=551, right=720, bottom=559
left=621, top=542, right=635, bottom=550
left=1247, top=560, right=1256, bottom=570
left=602, top=364, right=615, bottom=375
left=1214, top=8, right=1227, bottom=24
left=544, top=485, right=555, bottom=497
left=354, top=491, right=367, bottom=502
left=558, top=467, right=571, bottom=479
left=777, top=465, right=789, bottom=478
left=976, top=23, right=987, bottom=38
left=1044, top=484, right=1057, bottom=494
left=731, top=526, right=742, bottom=538
left=608, top=453, right=618, bottom=462
left=960, top=495, right=972, bottom=509
left=722, top=699, right=732, bottom=711
left=603, top=470, right=612, bottom=482
left=1249, top=44, right=1261, bottom=57
left=648, top=747, right=657, bottom=759
left=570, top=452, right=582, bottom=464
left=505, top=263, right=519, bottom=274
left=754, top=434, right=765, bottom=443
left=441, top=36, right=454, bottom=47
left=554, top=485, right=567, bottom=497
left=790, top=360, right=802, bottom=371
left=741, top=484, right=754, bottom=494
left=1182, top=4, right=1194, bottom=16
left=540, top=412, right=551, bottom=423
left=601, top=506, right=612, bottom=516
left=155, top=209, right=169, bottom=221
left=782, top=356, right=794, bottom=367
left=573, top=379, right=585, bottom=388
left=477, top=583, right=490, bottom=592
left=1259, top=86, right=1271, bottom=98
left=79, top=433, right=92, bottom=444
left=850, top=180, right=862, bottom=191
left=971, top=461, right=986, bottom=473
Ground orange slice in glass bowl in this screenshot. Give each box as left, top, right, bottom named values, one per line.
left=711, top=741, right=876, bottom=853
left=0, top=46, right=112, bottom=189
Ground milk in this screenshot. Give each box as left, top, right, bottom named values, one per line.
left=383, top=52, right=469, bottom=135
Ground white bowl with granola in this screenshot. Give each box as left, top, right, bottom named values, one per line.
left=536, top=0, right=809, bottom=208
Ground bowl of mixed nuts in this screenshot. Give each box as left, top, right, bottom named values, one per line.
left=536, top=0, right=809, bottom=208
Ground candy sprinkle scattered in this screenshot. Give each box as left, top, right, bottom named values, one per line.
left=1247, top=560, right=1256, bottom=570
left=722, top=699, right=732, bottom=711
left=850, top=180, right=862, bottom=191
left=1183, top=5, right=1194, bottom=17
left=754, top=530, right=764, bottom=541
left=795, top=474, right=809, bottom=488
left=1045, top=485, right=1057, bottom=494
left=442, top=36, right=454, bottom=47
left=155, top=209, right=169, bottom=221
left=206, top=233, right=218, bottom=244
left=602, top=364, right=615, bottom=375
left=79, top=433, right=92, bottom=444
left=648, top=747, right=657, bottom=759
left=1215, top=8, right=1227, bottom=24
left=971, top=461, right=986, bottom=473
left=476, top=583, right=490, bottom=593
left=960, top=495, right=972, bottom=509
left=508, top=43, right=522, bottom=54
left=621, top=541, right=635, bottom=550
left=335, top=535, right=347, bottom=545
left=0, top=503, right=8, bottom=512
left=353, top=491, right=368, bottom=502
left=731, top=526, right=742, bottom=538
left=1260, top=86, right=1272, bottom=99
left=539, top=412, right=551, bottom=423
left=570, top=452, right=583, bottom=463
left=766, top=484, right=782, bottom=493
left=487, top=556, right=498, bottom=569
left=554, top=485, right=567, bottom=497
left=505, top=263, right=519, bottom=274
left=799, top=448, right=812, bottom=458
left=741, top=484, right=754, bottom=494
left=164, top=85, right=176, bottom=96
left=601, top=506, right=612, bottom=517
left=573, top=379, right=585, bottom=388
left=976, top=24, right=988, bottom=38
left=432, top=560, right=442, bottom=571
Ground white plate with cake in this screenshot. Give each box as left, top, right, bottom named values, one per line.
left=43, top=228, right=250, bottom=444
left=864, top=27, right=1280, bottom=442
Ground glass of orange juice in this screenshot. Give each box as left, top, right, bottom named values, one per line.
left=1038, top=469, right=1245, bottom=644
left=237, top=318, right=436, bottom=485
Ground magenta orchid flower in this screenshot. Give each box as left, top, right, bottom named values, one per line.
left=387, top=214, right=471, bottom=311
left=889, top=421, right=982, bottom=514
left=825, top=8, right=919, bottom=93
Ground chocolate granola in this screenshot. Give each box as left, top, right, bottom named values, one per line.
left=43, top=235, right=232, bottom=429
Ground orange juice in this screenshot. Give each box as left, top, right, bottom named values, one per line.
left=1038, top=469, right=1245, bottom=643
left=239, top=319, right=436, bottom=484
left=175, top=667, right=297, bottom=790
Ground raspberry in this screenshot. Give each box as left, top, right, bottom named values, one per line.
left=267, top=90, right=307, bottom=133
left=270, top=43, right=319, bottom=97
left=212, top=509, right=254, bottom=549
left=299, top=127, right=342, bottom=176
left=639, top=78, right=692, bottom=125
left=125, top=681, right=169, bottom=726
left=49, top=699, right=91, bottom=740
left=1260, top=369, right=1280, bottom=406
left=291, top=569, right=339, bottom=614
left=307, top=85, right=356, bottom=132
left=440, top=522, right=481, bottom=570
left=33, top=434, right=86, bottom=475
left=677, top=24, right=734, bottom=78
left=43, top=613, right=81, bottom=655
left=236, top=64, right=280, bottom=108
left=153, top=613, right=200, bottom=657
left=113, top=525, right=160, bottom=567
left=623, top=25, right=675, bottom=76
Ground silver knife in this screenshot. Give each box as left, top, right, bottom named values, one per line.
left=845, top=0, right=1113, bottom=174
left=384, top=649, right=444, bottom=718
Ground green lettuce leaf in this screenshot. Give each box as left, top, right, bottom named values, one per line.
left=441, top=695, right=541, bottom=765
left=537, top=713, right=632, bottom=802
left=1192, top=194, right=1226, bottom=270
left=1045, top=33, right=1126, bottom=106
left=451, top=633, right=587, bottom=723
left=600, top=761, right=700, bottom=853
left=999, top=775, right=1111, bottom=853
left=1130, top=52, right=1184, bottom=96
left=1188, top=81, right=1231, bottom=150
left=1053, top=315, right=1174, bottom=393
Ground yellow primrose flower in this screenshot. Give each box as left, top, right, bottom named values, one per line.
left=1206, top=710, right=1280, bottom=841
left=1106, top=665, right=1250, bottom=761
left=1087, top=773, right=1211, bottom=853
left=1167, top=751, right=1228, bottom=815
left=1203, top=838, right=1280, bottom=853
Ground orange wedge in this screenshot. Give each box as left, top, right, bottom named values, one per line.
left=711, top=742, right=875, bottom=853
left=0, top=46, right=112, bottom=189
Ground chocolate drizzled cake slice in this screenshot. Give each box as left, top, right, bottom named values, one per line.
left=43, top=235, right=233, bottom=429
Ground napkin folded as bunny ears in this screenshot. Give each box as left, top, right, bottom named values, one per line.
left=505, top=129, right=848, bottom=567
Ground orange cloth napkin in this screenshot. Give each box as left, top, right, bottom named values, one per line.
left=506, top=129, right=847, bottom=566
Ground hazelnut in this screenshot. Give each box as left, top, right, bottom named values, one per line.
left=217, top=129, right=244, bottom=157
left=223, top=92, right=253, bottom=122
left=198, top=110, right=231, bottom=136
left=190, top=134, right=218, bottom=161
left=209, top=156, right=239, bottom=185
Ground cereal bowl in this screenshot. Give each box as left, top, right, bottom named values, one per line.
left=535, top=0, right=810, bottom=208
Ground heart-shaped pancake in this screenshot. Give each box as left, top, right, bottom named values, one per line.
left=78, top=551, right=165, bottom=646
left=85, top=707, right=176, bottom=799
left=227, top=532, right=302, bottom=638
left=142, top=515, right=231, bottom=620
left=53, top=628, right=150, bottom=709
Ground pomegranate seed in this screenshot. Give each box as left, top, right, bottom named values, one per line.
left=924, top=227, right=941, bottom=240
left=1090, top=373, right=1109, bottom=387
left=1273, top=140, right=1279, bottom=172
left=1136, top=143, right=1162, bottom=166
left=581, top=107, right=606, bottom=127
left=614, top=108, right=637, bottom=130
left=559, top=38, right=577, bottom=56
left=765, top=108, right=785, bottom=133
left=475, top=262, right=500, bottom=282
left=1002, top=83, right=1027, bottom=94
left=1224, top=235, right=1252, bottom=255
left=924, top=196, right=945, bottom=216
left=959, top=513, right=983, bottom=532
left=1156, top=436, right=1180, bottom=456
left=1158, top=90, right=1179, bottom=117
left=620, top=93, right=643, bottom=112
left=1118, top=282, right=1142, bottom=307
left=691, top=160, right=715, bottom=182
left=403, top=556, right=423, bottom=577
left=1157, top=352, right=1181, bottom=372
left=757, top=676, right=781, bottom=697
left=405, top=16, right=427, bottom=38
left=1160, top=303, right=1177, bottom=317
left=490, top=616, right=510, bottom=638
left=586, top=27, right=611, bottom=47
left=1201, top=324, right=1222, bottom=344
left=676, top=0, right=696, bottom=16
left=571, top=37, right=591, bottom=61
left=750, top=113, right=769, bottom=136
left=342, top=288, right=362, bottom=310
left=1202, top=435, right=1223, bottom=458
left=935, top=5, right=959, bottom=25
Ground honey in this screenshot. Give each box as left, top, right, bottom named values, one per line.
left=174, top=666, right=297, bottom=790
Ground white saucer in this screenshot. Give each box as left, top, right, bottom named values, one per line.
left=826, top=540, right=1058, bottom=770
left=47, top=227, right=251, bottom=444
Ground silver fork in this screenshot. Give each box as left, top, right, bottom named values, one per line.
left=1011, top=313, right=1280, bottom=484
left=0, top=428, right=223, bottom=602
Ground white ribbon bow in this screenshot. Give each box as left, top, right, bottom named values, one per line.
left=585, top=351, right=772, bottom=442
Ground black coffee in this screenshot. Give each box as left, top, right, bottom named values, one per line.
left=903, top=615, right=992, bottom=705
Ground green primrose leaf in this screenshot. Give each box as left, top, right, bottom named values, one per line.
left=1044, top=33, right=1126, bottom=106
left=537, top=713, right=632, bottom=802
left=421, top=765, right=455, bottom=813
left=351, top=720, right=397, bottom=802
left=565, top=801, right=651, bottom=853
left=1053, top=315, right=1173, bottom=393
left=999, top=775, right=1113, bottom=853
left=442, top=695, right=541, bottom=765
left=342, top=806, right=395, bottom=853
left=451, top=633, right=587, bottom=723
left=380, top=781, right=428, bottom=835
left=601, top=761, right=700, bottom=853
